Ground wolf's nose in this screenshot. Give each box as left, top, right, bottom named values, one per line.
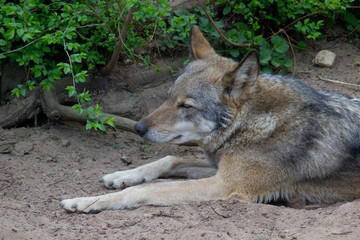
left=134, top=122, right=148, bottom=137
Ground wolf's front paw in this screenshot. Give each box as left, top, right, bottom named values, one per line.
left=101, top=170, right=144, bottom=189
left=60, top=197, right=101, bottom=213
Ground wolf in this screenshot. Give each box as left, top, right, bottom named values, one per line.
left=60, top=26, right=360, bottom=213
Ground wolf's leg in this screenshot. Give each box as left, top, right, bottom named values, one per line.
left=297, top=171, right=360, bottom=203
left=61, top=175, right=227, bottom=213
left=101, top=155, right=216, bottom=189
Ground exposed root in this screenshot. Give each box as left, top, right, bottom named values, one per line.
left=40, top=88, right=137, bottom=133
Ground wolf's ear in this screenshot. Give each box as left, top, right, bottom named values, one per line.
left=189, top=25, right=216, bottom=59
left=222, top=50, right=259, bottom=99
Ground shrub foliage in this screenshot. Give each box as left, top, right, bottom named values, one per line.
left=0, top=0, right=358, bottom=129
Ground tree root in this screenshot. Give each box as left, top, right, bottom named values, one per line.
left=40, top=89, right=137, bottom=133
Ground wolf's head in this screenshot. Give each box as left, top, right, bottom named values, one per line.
left=134, top=26, right=259, bottom=149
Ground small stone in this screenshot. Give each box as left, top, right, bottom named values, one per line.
left=46, top=156, right=57, bottom=163
left=61, top=139, right=70, bottom=147
left=313, top=50, right=336, bottom=68
left=121, top=155, right=132, bottom=165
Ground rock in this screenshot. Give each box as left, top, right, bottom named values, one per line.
left=14, top=141, right=34, bottom=155
left=169, top=0, right=204, bottom=10
left=61, top=139, right=70, bottom=147
left=313, top=50, right=336, bottom=68
left=121, top=155, right=132, bottom=165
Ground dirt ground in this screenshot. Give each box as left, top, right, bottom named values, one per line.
left=1, top=41, right=360, bottom=240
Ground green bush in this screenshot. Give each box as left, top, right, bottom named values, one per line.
left=1, top=0, right=359, bottom=130
left=0, top=0, right=170, bottom=130
left=161, top=0, right=359, bottom=73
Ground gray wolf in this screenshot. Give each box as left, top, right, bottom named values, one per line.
left=60, top=26, right=360, bottom=213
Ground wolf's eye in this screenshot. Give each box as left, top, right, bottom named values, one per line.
left=179, top=103, right=193, bottom=109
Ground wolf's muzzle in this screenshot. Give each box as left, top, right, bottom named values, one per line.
left=134, top=122, right=148, bottom=137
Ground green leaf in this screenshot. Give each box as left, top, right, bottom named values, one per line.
left=0, top=54, right=6, bottom=59
left=72, top=104, right=83, bottom=115
left=296, top=41, right=307, bottom=52
left=253, top=35, right=265, bottom=45
left=42, top=46, right=51, bottom=53
left=229, top=48, right=240, bottom=58
left=223, top=5, right=231, bottom=15
left=16, top=29, right=25, bottom=37
left=16, top=58, right=25, bottom=66
left=64, top=66, right=71, bottom=74
left=20, top=87, right=27, bottom=97
left=79, top=91, right=91, bottom=103
left=271, top=57, right=282, bottom=68
left=271, top=35, right=289, bottom=53
left=11, top=88, right=20, bottom=98
left=261, top=67, right=272, bottom=74
left=3, top=28, right=15, bottom=41
left=40, top=79, right=53, bottom=91
left=65, top=86, right=77, bottom=97
left=74, top=71, right=88, bottom=83
left=2, top=5, right=17, bottom=15
left=85, top=121, right=92, bottom=130
left=308, top=32, right=321, bottom=40
left=283, top=58, right=294, bottom=68
left=0, top=39, right=7, bottom=46
left=105, top=116, right=116, bottom=129
left=98, top=123, right=106, bottom=132
left=94, top=104, right=104, bottom=115
left=260, top=49, right=272, bottom=65
left=26, top=80, right=36, bottom=90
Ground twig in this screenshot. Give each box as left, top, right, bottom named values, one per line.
left=62, top=21, right=78, bottom=103
left=284, top=10, right=325, bottom=32
left=116, top=3, right=128, bottom=37
left=345, top=22, right=360, bottom=37
left=281, top=30, right=296, bottom=76
left=102, top=7, right=134, bottom=75
left=85, top=4, right=114, bottom=36
left=197, top=0, right=252, bottom=48
left=1, top=38, right=42, bottom=55
left=79, top=198, right=100, bottom=212
left=47, top=178, right=66, bottom=187
left=75, top=29, right=112, bottom=45
left=210, top=205, right=231, bottom=218
left=151, top=211, right=183, bottom=218
left=0, top=141, right=17, bottom=147
left=75, top=23, right=103, bottom=29
left=317, top=74, right=360, bottom=88
left=118, top=36, right=158, bottom=69
left=331, top=231, right=352, bottom=235
left=116, top=0, right=126, bottom=21
left=140, top=152, right=157, bottom=159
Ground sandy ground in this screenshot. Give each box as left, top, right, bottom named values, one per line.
left=1, top=41, right=360, bottom=240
